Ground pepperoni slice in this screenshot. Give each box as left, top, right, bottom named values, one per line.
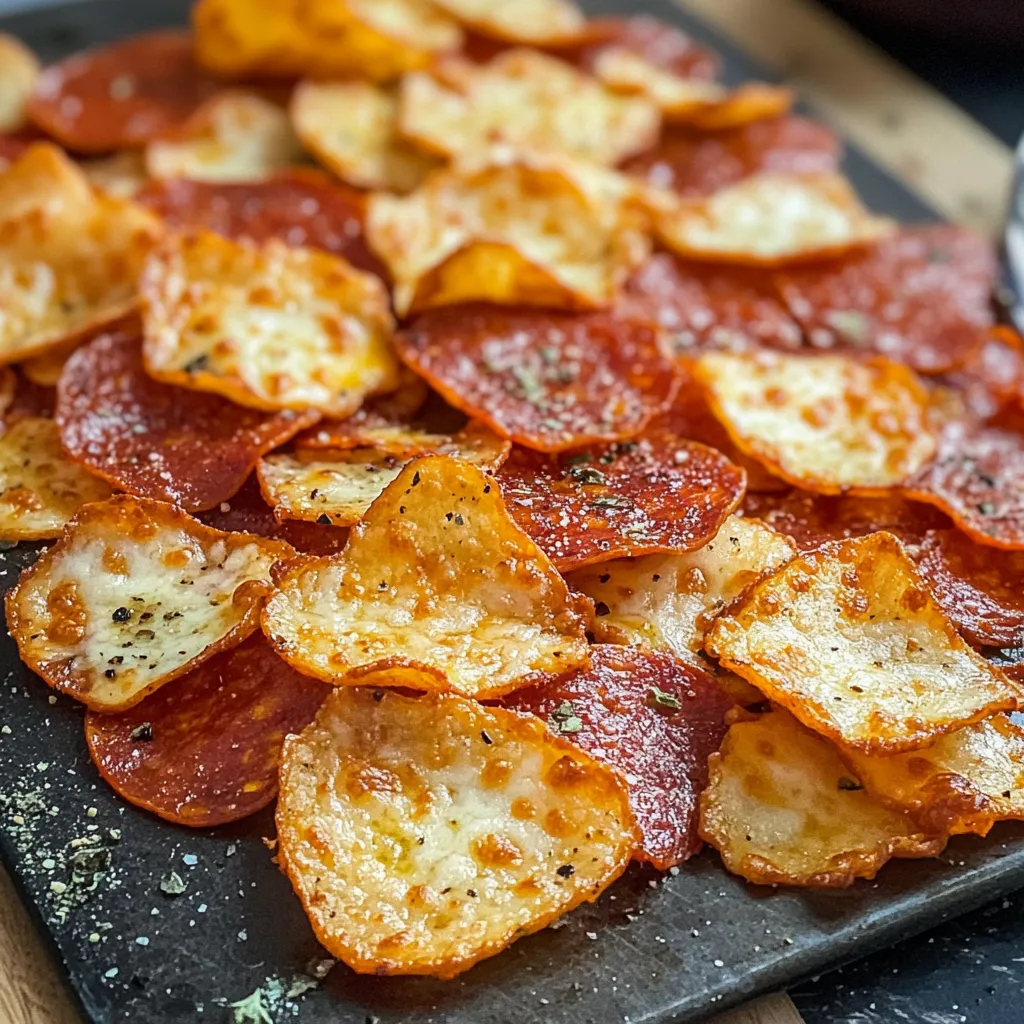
left=197, top=476, right=348, bottom=557
left=498, top=645, right=733, bottom=868
left=497, top=431, right=745, bottom=570
left=552, top=16, right=719, bottom=83
left=624, top=253, right=802, bottom=358
left=28, top=31, right=221, bottom=154
left=85, top=635, right=331, bottom=827
left=938, top=327, right=1024, bottom=422
left=56, top=331, right=318, bottom=512
left=775, top=225, right=997, bottom=374
left=915, top=529, right=1024, bottom=649
left=623, top=115, right=841, bottom=197
left=136, top=170, right=384, bottom=278
left=395, top=304, right=680, bottom=453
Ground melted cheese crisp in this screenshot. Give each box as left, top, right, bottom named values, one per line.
left=6, top=495, right=293, bottom=711
left=593, top=48, right=791, bottom=128
left=694, top=351, right=937, bottom=492
left=841, top=714, right=1024, bottom=838
left=699, top=708, right=946, bottom=887
left=366, top=151, right=651, bottom=315
left=142, top=229, right=398, bottom=417
left=705, top=532, right=1024, bottom=754
left=570, top=515, right=795, bottom=665
left=655, top=172, right=894, bottom=265
left=146, top=92, right=304, bottom=183
left=277, top=687, right=637, bottom=977
left=291, top=81, right=436, bottom=194
left=397, top=50, right=660, bottom=166
left=192, top=0, right=462, bottom=83
left=263, top=455, right=592, bottom=698
left=430, top=0, right=584, bottom=43
left=0, top=418, right=113, bottom=540
left=0, top=144, right=162, bottom=364
left=258, top=422, right=510, bottom=526
left=0, top=34, right=40, bottom=132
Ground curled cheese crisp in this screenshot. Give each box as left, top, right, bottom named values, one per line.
left=263, top=454, right=592, bottom=698
left=0, top=34, right=40, bottom=132
left=431, top=0, right=584, bottom=43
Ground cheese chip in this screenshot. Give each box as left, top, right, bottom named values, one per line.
left=366, top=153, right=651, bottom=315
left=569, top=515, right=795, bottom=666
left=397, top=50, right=660, bottom=166
left=655, top=172, right=894, bottom=265
left=291, top=81, right=436, bottom=194
left=0, top=418, right=112, bottom=540
left=0, top=34, right=40, bottom=132
left=700, top=708, right=946, bottom=887
left=594, top=48, right=791, bottom=128
left=263, top=455, right=592, bottom=698
left=705, top=533, right=1024, bottom=754
left=6, top=496, right=294, bottom=711
left=0, top=144, right=162, bottom=364
left=694, top=352, right=937, bottom=492
left=192, top=0, right=462, bottom=83
left=80, top=151, right=149, bottom=199
left=277, top=687, right=636, bottom=977
left=146, top=92, right=304, bottom=184
left=141, top=229, right=398, bottom=417
left=258, top=422, right=510, bottom=526
left=840, top=714, right=1024, bottom=837
left=431, top=0, right=584, bottom=43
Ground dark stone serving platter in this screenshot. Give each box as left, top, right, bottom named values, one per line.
left=1, top=1, right=1020, bottom=1023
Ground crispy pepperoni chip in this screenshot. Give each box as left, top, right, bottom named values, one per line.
left=499, top=645, right=733, bottom=868
left=624, top=253, right=803, bottom=358
left=553, top=16, right=718, bottom=83
left=624, top=115, right=841, bottom=198
left=395, top=304, right=679, bottom=452
left=85, top=635, right=331, bottom=827
left=198, top=476, right=348, bottom=557
left=136, top=171, right=383, bottom=278
left=497, top=432, right=745, bottom=571
left=940, top=327, right=1024, bottom=422
left=28, top=31, right=221, bottom=154
left=56, top=331, right=318, bottom=513
left=914, top=529, right=1024, bottom=649
left=776, top=225, right=997, bottom=373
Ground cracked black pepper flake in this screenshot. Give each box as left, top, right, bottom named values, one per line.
left=317, top=513, right=332, bottom=525
left=556, top=864, right=575, bottom=878
left=567, top=466, right=606, bottom=486
left=837, top=776, right=863, bottom=791
left=480, top=730, right=493, bottom=745
left=594, top=601, right=610, bottom=616
left=130, top=722, right=153, bottom=742
left=111, top=607, right=131, bottom=623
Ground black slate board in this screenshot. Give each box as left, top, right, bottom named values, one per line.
left=0, top=2, right=1019, bottom=1023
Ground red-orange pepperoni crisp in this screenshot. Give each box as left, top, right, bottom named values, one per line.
left=28, top=31, right=221, bottom=153
left=499, top=645, right=734, bottom=868
left=396, top=304, right=680, bottom=453
left=56, top=331, right=318, bottom=512
left=776, top=225, right=997, bottom=373
left=624, top=115, right=841, bottom=197
left=137, top=171, right=383, bottom=277
left=498, top=431, right=745, bottom=570
left=85, top=636, right=332, bottom=827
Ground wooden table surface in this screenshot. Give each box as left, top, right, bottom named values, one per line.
left=0, top=1, right=1015, bottom=1023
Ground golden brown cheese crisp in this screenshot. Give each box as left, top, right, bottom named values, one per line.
left=258, top=422, right=510, bottom=527
left=145, top=92, right=304, bottom=184
left=291, top=81, right=437, bottom=194
left=397, top=50, right=661, bottom=166
left=840, top=714, right=1024, bottom=837
left=0, top=417, right=113, bottom=540
left=192, top=0, right=462, bottom=82
left=0, top=34, right=40, bottom=132
left=432, top=0, right=584, bottom=42
left=654, top=172, right=894, bottom=265
left=277, top=687, right=637, bottom=977
left=366, top=152, right=651, bottom=315
left=570, top=515, right=795, bottom=665
left=694, top=351, right=937, bottom=492
left=699, top=708, right=946, bottom=887
left=705, top=532, right=1024, bottom=754
left=262, top=455, right=592, bottom=698
left=141, top=229, right=398, bottom=417
left=0, top=144, right=162, bottom=364
left=6, top=496, right=294, bottom=711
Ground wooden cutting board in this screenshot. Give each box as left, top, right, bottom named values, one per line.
left=0, top=1, right=1013, bottom=1023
